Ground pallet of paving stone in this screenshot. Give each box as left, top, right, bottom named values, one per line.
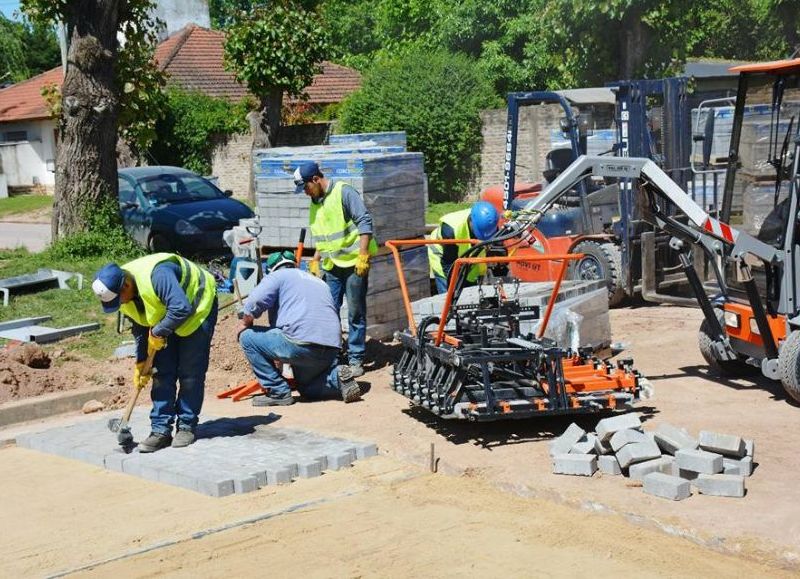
left=328, top=131, right=407, bottom=148
left=15, top=410, right=378, bottom=498
left=741, top=174, right=790, bottom=237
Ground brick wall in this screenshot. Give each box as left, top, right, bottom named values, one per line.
left=210, top=122, right=334, bottom=200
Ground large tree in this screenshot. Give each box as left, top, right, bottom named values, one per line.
left=0, top=14, right=30, bottom=83
left=22, top=0, right=164, bottom=238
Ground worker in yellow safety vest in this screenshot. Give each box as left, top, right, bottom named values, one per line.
left=428, top=201, right=500, bottom=294
left=295, top=161, right=377, bottom=378
left=92, top=253, right=217, bottom=452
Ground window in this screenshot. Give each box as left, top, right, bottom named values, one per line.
left=3, top=131, right=28, bottom=142
left=118, top=177, right=137, bottom=204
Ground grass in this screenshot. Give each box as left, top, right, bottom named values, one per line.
left=0, top=194, right=53, bottom=219
left=0, top=247, right=237, bottom=360
left=426, top=201, right=471, bottom=225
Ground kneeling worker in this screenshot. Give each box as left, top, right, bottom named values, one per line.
left=428, top=201, right=500, bottom=294
left=92, top=253, right=218, bottom=452
left=238, top=250, right=365, bottom=406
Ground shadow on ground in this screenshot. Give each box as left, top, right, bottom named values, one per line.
left=196, top=413, right=281, bottom=439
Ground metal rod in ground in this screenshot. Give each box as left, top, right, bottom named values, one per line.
left=430, top=442, right=436, bottom=473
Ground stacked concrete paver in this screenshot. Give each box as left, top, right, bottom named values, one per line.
left=15, top=410, right=378, bottom=497
left=551, top=414, right=755, bottom=501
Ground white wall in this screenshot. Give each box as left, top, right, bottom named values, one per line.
left=152, top=0, right=210, bottom=40
left=0, top=119, right=57, bottom=187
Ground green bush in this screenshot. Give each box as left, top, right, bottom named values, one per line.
left=337, top=48, right=501, bottom=202
left=149, top=88, right=251, bottom=175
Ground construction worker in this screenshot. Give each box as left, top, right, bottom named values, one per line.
left=92, top=253, right=218, bottom=452
left=295, top=161, right=377, bottom=378
left=428, top=201, right=500, bottom=294
left=238, top=250, right=365, bottom=406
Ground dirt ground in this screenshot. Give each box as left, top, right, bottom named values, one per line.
left=3, top=302, right=800, bottom=574
left=0, top=448, right=791, bottom=578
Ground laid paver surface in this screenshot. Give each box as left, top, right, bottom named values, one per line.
left=15, top=409, right=377, bottom=496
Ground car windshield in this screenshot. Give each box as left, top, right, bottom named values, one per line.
left=138, top=173, right=223, bottom=204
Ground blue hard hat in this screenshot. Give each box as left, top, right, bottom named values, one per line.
left=470, top=201, right=499, bottom=241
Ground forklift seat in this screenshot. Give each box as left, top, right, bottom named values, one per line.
left=543, top=148, right=575, bottom=183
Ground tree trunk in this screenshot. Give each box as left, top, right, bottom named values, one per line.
left=247, top=88, right=283, bottom=204
left=52, top=0, right=121, bottom=239
left=619, top=7, right=648, bottom=79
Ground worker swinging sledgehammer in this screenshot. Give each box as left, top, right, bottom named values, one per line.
left=237, top=250, right=366, bottom=406
left=92, top=253, right=218, bottom=452
left=428, top=201, right=500, bottom=294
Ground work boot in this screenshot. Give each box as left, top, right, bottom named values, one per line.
left=172, top=429, right=196, bottom=448
left=338, top=365, right=365, bottom=403
left=348, top=362, right=365, bottom=378
left=138, top=432, right=172, bottom=453
left=252, top=391, right=295, bottom=406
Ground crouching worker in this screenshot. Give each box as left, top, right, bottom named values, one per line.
left=92, top=254, right=218, bottom=452
left=238, top=250, right=365, bottom=406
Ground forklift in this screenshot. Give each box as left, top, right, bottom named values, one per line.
left=481, top=78, right=718, bottom=307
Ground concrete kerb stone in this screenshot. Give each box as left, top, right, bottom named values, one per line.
left=694, top=474, right=746, bottom=498
left=628, top=456, right=675, bottom=482
left=653, top=423, right=698, bottom=455
left=553, top=453, right=597, bottom=476
left=723, top=456, right=754, bottom=477
left=598, top=455, right=622, bottom=475
left=595, top=413, right=642, bottom=443
left=675, top=448, right=724, bottom=475
left=643, top=472, right=691, bottom=501
left=549, top=423, right=586, bottom=456
left=616, top=440, right=661, bottom=469
left=698, top=430, right=746, bottom=458
left=609, top=428, right=647, bottom=452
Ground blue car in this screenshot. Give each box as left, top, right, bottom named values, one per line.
left=118, top=166, right=254, bottom=256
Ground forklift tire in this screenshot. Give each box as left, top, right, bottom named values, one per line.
left=778, top=330, right=800, bottom=404
left=697, top=315, right=754, bottom=377
left=570, top=241, right=625, bottom=308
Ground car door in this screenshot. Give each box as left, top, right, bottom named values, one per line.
left=118, top=175, right=149, bottom=247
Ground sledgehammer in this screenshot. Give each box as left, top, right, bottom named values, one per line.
left=108, top=348, right=157, bottom=452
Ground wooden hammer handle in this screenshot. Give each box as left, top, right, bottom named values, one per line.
left=120, top=347, right=158, bottom=426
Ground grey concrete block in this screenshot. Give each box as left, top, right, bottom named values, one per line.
left=549, top=423, right=586, bottom=456
left=104, top=452, right=132, bottom=472
left=570, top=440, right=597, bottom=455
left=616, top=440, right=661, bottom=468
left=327, top=453, right=354, bottom=470
left=298, top=461, right=322, bottom=478
left=356, top=443, right=378, bottom=459
left=553, top=453, right=597, bottom=476
left=628, top=456, right=675, bottom=481
left=267, top=468, right=292, bottom=485
left=250, top=470, right=268, bottom=487
left=653, top=423, right=698, bottom=455
left=159, top=469, right=199, bottom=492
left=234, top=476, right=259, bottom=494
left=698, top=430, right=746, bottom=458
left=598, top=455, right=621, bottom=475
left=610, top=428, right=647, bottom=452
left=595, top=414, right=642, bottom=442
left=675, top=448, right=724, bottom=474
left=677, top=467, right=699, bottom=480
left=197, top=478, right=235, bottom=497
left=744, top=439, right=755, bottom=459
left=643, top=472, right=691, bottom=501
left=694, top=474, right=745, bottom=497
left=723, top=456, right=753, bottom=477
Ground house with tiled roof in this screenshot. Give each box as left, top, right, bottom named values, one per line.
left=0, top=24, right=361, bottom=189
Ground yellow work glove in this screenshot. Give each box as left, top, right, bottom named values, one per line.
left=309, top=258, right=321, bottom=278
left=355, top=253, right=370, bottom=277
left=134, top=361, right=152, bottom=389
left=147, top=332, right=167, bottom=357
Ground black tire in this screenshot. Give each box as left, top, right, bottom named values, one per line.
left=148, top=233, right=172, bottom=253
left=570, top=240, right=625, bottom=307
left=697, top=314, right=754, bottom=377
left=778, top=330, right=800, bottom=403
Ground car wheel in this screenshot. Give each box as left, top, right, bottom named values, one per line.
left=148, top=233, right=172, bottom=253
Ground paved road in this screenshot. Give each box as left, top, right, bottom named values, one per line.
left=0, top=222, right=51, bottom=252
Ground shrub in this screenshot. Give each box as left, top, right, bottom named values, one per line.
left=148, top=88, right=251, bottom=175
left=337, top=47, right=500, bottom=202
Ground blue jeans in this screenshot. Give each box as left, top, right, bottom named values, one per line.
left=325, top=265, right=367, bottom=364
left=434, top=274, right=449, bottom=295
left=150, top=299, right=218, bottom=435
left=239, top=327, right=342, bottom=399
